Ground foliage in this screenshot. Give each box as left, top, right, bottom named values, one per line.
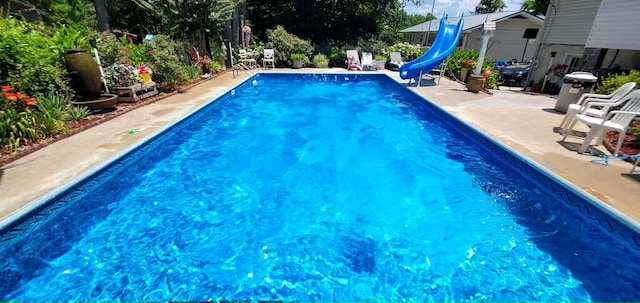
left=594, top=70, right=640, bottom=94
left=96, top=32, right=125, bottom=68
left=474, top=0, right=507, bottom=14
left=388, top=42, right=421, bottom=61
left=375, top=55, right=387, bottom=61
left=358, top=38, right=387, bottom=58
left=291, top=53, right=306, bottom=61
left=312, top=54, right=329, bottom=68
left=66, top=104, right=91, bottom=121
left=459, top=59, right=476, bottom=68
left=247, top=0, right=408, bottom=45
left=521, top=0, right=550, bottom=16
left=210, top=61, right=222, bottom=73
left=0, top=18, right=71, bottom=97
left=0, top=86, right=39, bottom=152
left=445, top=49, right=480, bottom=81
left=35, top=93, right=69, bottom=135
left=129, top=0, right=236, bottom=48
left=631, top=126, right=640, bottom=141
left=24, top=0, right=97, bottom=28
left=104, top=63, right=139, bottom=88
left=266, top=26, right=313, bottom=65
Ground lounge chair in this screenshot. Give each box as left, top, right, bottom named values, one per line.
left=558, top=82, right=636, bottom=134
left=561, top=89, right=640, bottom=156
left=387, top=52, right=403, bottom=71
left=361, top=52, right=377, bottom=71
left=263, top=49, right=275, bottom=69
left=346, top=50, right=362, bottom=71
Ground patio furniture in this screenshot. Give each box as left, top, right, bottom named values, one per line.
left=239, top=49, right=257, bottom=69
left=631, top=156, right=640, bottom=174
left=263, top=49, right=275, bottom=69
left=387, top=52, right=403, bottom=71
left=346, top=50, right=362, bottom=71
left=361, top=52, right=377, bottom=71
left=558, top=82, right=637, bottom=134
left=561, top=89, right=640, bottom=156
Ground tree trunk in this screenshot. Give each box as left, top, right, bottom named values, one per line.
left=93, top=0, right=110, bottom=32
left=231, top=0, right=240, bottom=47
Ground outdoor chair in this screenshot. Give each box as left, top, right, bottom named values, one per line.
left=561, top=89, right=640, bottom=156
left=239, top=49, right=257, bottom=69
left=558, top=82, right=637, bottom=134
left=388, top=52, right=403, bottom=71
left=346, top=50, right=362, bottom=71
left=631, top=156, right=640, bottom=174
left=263, top=49, right=275, bottom=69
left=361, top=52, right=377, bottom=71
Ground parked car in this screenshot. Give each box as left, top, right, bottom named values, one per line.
left=498, top=64, right=530, bottom=87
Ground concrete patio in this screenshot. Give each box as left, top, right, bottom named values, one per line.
left=1, top=68, right=639, bottom=230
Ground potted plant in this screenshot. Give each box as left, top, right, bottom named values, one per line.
left=374, top=55, right=387, bottom=71
left=291, top=53, right=305, bottom=69
left=137, top=65, right=153, bottom=83
left=104, top=63, right=139, bottom=89
left=459, top=59, right=475, bottom=83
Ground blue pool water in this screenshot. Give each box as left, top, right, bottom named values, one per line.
left=1, top=74, right=639, bottom=301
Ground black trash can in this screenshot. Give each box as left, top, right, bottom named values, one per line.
left=554, top=72, right=598, bottom=113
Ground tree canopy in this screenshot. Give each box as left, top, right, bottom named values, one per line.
left=521, top=0, right=550, bottom=16
left=473, top=0, right=507, bottom=14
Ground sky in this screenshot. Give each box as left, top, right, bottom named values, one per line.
left=404, top=0, right=525, bottom=18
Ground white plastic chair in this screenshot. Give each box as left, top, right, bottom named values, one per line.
left=361, top=52, right=376, bottom=71
left=558, top=82, right=636, bottom=133
left=561, top=89, right=640, bottom=156
left=262, top=49, right=275, bottom=69
left=239, top=49, right=256, bottom=69
left=346, top=50, right=362, bottom=71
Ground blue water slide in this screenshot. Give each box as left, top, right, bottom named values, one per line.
left=399, top=17, right=465, bottom=80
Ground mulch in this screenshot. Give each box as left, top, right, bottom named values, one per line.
left=0, top=76, right=214, bottom=167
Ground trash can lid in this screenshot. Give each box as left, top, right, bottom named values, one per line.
left=564, top=72, right=598, bottom=82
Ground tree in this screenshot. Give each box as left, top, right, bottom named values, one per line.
left=521, top=0, right=550, bottom=16
left=246, top=0, right=408, bottom=45
left=474, top=0, right=506, bottom=14
left=131, top=0, right=236, bottom=50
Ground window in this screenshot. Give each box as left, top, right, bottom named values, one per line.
left=563, top=54, right=582, bottom=74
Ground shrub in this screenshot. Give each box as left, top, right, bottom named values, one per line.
left=445, top=49, right=480, bottom=81
left=357, top=38, right=387, bottom=58
left=312, top=54, right=329, bottom=68
left=210, top=61, right=222, bottom=73
left=0, top=18, right=71, bottom=97
left=594, top=69, right=640, bottom=94
left=291, top=53, right=306, bottom=60
left=266, top=26, right=313, bottom=65
left=0, top=86, right=39, bottom=152
left=388, top=42, right=421, bottom=61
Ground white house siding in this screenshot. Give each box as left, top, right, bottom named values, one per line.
left=585, top=0, right=640, bottom=50
left=543, top=0, right=601, bottom=45
left=464, top=18, right=542, bottom=62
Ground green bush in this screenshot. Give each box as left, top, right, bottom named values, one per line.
left=0, top=18, right=71, bottom=97
left=291, top=53, right=306, bottom=60
left=358, top=38, right=387, bottom=58
left=594, top=69, right=640, bottom=94
left=210, top=61, right=222, bottom=73
left=266, top=26, right=313, bottom=65
left=445, top=49, right=480, bottom=80
left=388, top=42, right=421, bottom=61
left=312, top=54, right=329, bottom=68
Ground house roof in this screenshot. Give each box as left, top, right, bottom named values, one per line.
left=400, top=10, right=544, bottom=33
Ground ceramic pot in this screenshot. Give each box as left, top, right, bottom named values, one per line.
left=292, top=59, right=303, bottom=69
left=65, top=49, right=102, bottom=99
left=467, top=74, right=486, bottom=93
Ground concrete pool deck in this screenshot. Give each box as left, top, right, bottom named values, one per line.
left=0, top=68, right=639, bottom=229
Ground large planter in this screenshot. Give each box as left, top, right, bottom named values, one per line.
left=292, top=59, right=303, bottom=69
left=466, top=74, right=486, bottom=93
left=65, top=49, right=102, bottom=100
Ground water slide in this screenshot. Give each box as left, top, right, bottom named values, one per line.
left=399, top=17, right=465, bottom=80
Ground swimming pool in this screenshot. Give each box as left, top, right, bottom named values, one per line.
left=1, top=73, right=639, bottom=301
